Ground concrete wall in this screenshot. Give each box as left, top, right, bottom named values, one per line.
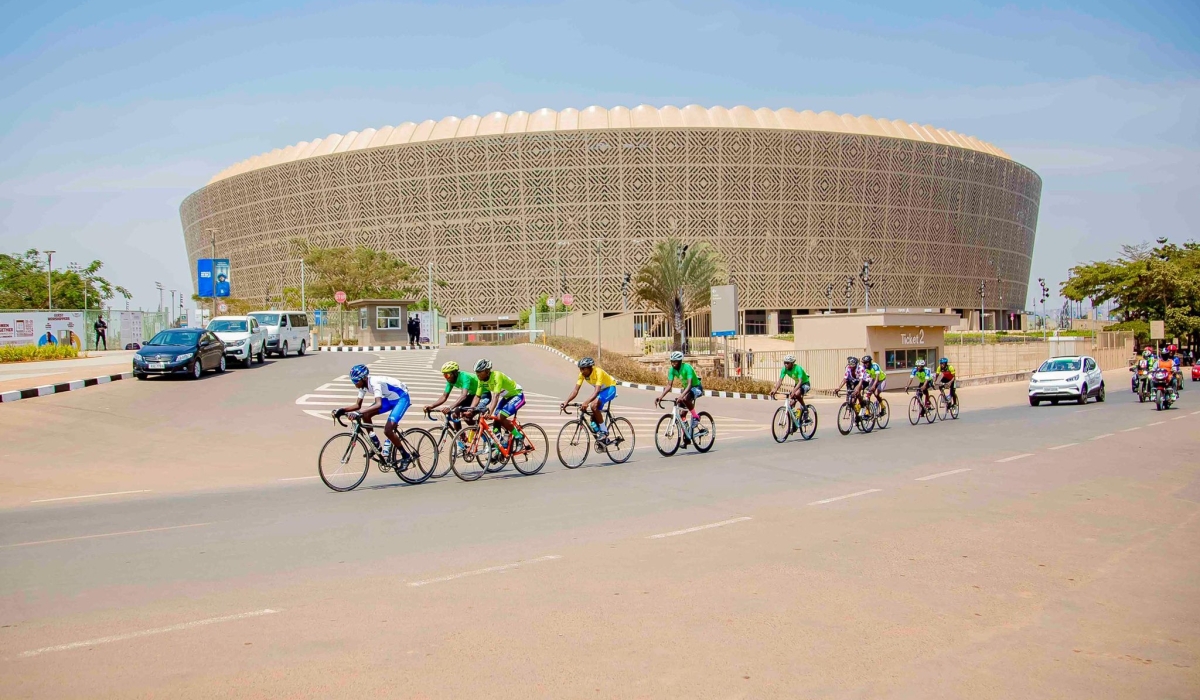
left=945, top=338, right=1133, bottom=379
left=544, top=311, right=637, bottom=355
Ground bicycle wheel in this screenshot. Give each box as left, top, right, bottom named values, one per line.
left=948, top=396, right=960, bottom=420
left=512, top=423, right=548, bottom=475
left=908, top=396, right=922, bottom=425
left=799, top=405, right=818, bottom=440
left=318, top=433, right=370, bottom=492
left=395, top=428, right=437, bottom=485
left=923, top=399, right=937, bottom=424
left=449, top=426, right=487, bottom=481
left=693, top=412, right=716, bottom=452
left=654, top=414, right=681, bottom=456
left=431, top=427, right=455, bottom=478
left=603, top=417, right=636, bottom=464
left=874, top=398, right=890, bottom=429
left=556, top=420, right=591, bottom=469
left=856, top=403, right=875, bottom=434
left=836, top=403, right=855, bottom=435
left=771, top=406, right=792, bottom=443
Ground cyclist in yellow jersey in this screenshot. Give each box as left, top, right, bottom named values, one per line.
left=559, top=357, right=618, bottom=442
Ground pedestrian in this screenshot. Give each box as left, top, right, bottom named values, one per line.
left=733, top=348, right=742, bottom=377
left=412, top=314, right=422, bottom=348
left=93, top=315, right=108, bottom=350
left=747, top=348, right=755, bottom=370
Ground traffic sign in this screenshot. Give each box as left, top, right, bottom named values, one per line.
left=313, top=309, right=326, bottom=326
left=562, top=293, right=574, bottom=306
left=334, top=291, right=347, bottom=304
left=546, top=297, right=556, bottom=309
left=218, top=302, right=228, bottom=313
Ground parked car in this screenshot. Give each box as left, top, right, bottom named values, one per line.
left=133, top=329, right=226, bottom=380
left=249, top=310, right=309, bottom=357
left=207, top=315, right=266, bottom=367
left=1028, top=355, right=1105, bottom=406
left=1191, top=364, right=1200, bottom=382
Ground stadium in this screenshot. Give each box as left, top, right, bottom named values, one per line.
left=179, top=105, right=1041, bottom=334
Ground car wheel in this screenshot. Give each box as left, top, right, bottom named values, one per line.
left=256, top=343, right=265, bottom=364
left=1077, top=384, right=1088, bottom=405
left=243, top=352, right=252, bottom=368
left=190, top=360, right=203, bottom=380
left=1029, top=397, right=1040, bottom=406
left=216, top=355, right=227, bottom=373
left=1096, top=382, right=1105, bottom=402
left=135, top=372, right=147, bottom=380
left=281, top=341, right=288, bottom=357
left=1050, top=399, right=1060, bottom=405
left=298, top=341, right=306, bottom=356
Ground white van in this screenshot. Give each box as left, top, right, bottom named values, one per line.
left=249, top=311, right=309, bottom=357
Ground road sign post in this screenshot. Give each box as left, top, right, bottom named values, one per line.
left=711, top=285, right=739, bottom=378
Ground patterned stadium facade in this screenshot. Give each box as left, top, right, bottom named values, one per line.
left=180, top=106, right=1041, bottom=324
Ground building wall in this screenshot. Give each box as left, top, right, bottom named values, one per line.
left=180, top=128, right=1041, bottom=318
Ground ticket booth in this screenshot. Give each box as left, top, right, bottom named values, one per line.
left=347, top=298, right=416, bottom=346
left=793, top=311, right=960, bottom=390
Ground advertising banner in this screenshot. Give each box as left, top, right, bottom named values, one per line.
left=0, top=311, right=84, bottom=348
left=119, top=311, right=144, bottom=347
left=710, top=284, right=739, bottom=337
left=197, top=259, right=232, bottom=298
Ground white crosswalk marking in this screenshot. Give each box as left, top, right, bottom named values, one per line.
left=296, top=350, right=765, bottom=437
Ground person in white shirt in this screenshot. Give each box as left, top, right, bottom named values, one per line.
left=332, top=364, right=412, bottom=467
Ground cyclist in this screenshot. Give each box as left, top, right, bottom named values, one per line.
left=770, top=354, right=812, bottom=415
left=469, top=358, right=526, bottom=451
left=332, top=364, right=412, bottom=467
left=657, top=351, right=707, bottom=441
left=862, top=354, right=887, bottom=415
left=906, top=359, right=935, bottom=411
left=835, top=356, right=865, bottom=407
left=425, top=361, right=489, bottom=431
left=559, top=357, right=618, bottom=444
left=936, top=357, right=957, bottom=405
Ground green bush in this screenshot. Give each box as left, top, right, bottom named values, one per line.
left=541, top=336, right=774, bottom=395
left=0, top=344, right=79, bottom=363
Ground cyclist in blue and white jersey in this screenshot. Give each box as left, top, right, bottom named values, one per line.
left=332, top=364, right=412, bottom=467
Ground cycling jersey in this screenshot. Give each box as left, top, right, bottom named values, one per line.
left=358, top=375, right=407, bottom=402
left=669, top=362, right=702, bottom=390
left=844, top=365, right=865, bottom=384
left=780, top=364, right=811, bottom=386
left=864, top=362, right=886, bottom=381
left=577, top=367, right=617, bottom=389
left=937, top=364, right=956, bottom=382
left=476, top=370, right=522, bottom=399
left=445, top=370, right=480, bottom=395
left=911, top=367, right=933, bottom=383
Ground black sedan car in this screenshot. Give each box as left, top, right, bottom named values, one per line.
left=133, top=328, right=226, bottom=380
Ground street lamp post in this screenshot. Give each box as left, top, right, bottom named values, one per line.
left=859, top=259, right=875, bottom=311
left=45, top=250, right=56, bottom=309
left=205, top=228, right=219, bottom=322
left=1038, top=278, right=1049, bottom=356
left=844, top=276, right=854, bottom=314
left=595, top=238, right=602, bottom=361
left=826, top=283, right=834, bottom=314
left=170, top=290, right=177, bottom=326
left=155, top=282, right=164, bottom=314
left=978, top=280, right=986, bottom=345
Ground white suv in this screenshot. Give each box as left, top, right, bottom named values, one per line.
left=249, top=310, right=309, bottom=357
left=1029, top=355, right=1105, bottom=406
left=207, top=316, right=266, bottom=367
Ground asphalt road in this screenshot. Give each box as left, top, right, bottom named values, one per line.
left=1, top=346, right=1197, bottom=698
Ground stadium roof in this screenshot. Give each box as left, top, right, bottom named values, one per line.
left=208, top=105, right=1011, bottom=184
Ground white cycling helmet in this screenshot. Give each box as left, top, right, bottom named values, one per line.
left=783, top=354, right=796, bottom=364
left=473, top=358, right=492, bottom=372
left=669, top=351, right=684, bottom=362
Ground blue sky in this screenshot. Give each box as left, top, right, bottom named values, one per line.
left=1, top=0, right=1197, bottom=312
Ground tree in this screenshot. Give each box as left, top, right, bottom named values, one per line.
left=632, top=238, right=725, bottom=351
left=291, top=241, right=422, bottom=304
left=0, top=249, right=130, bottom=309
left=518, top=293, right=568, bottom=328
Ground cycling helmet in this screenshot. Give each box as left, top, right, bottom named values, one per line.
left=473, top=358, right=492, bottom=372
left=669, top=351, right=684, bottom=362
left=862, top=355, right=873, bottom=366
left=939, top=357, right=949, bottom=365
left=578, top=357, right=595, bottom=369
left=783, top=354, right=796, bottom=364
left=349, top=364, right=370, bottom=383
left=847, top=356, right=859, bottom=366
left=915, top=359, right=927, bottom=368
left=440, top=361, right=459, bottom=374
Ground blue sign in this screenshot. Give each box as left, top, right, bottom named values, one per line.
left=197, top=259, right=231, bottom=298
left=711, top=330, right=736, bottom=337
left=313, top=309, right=326, bottom=326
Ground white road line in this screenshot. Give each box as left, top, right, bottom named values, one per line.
left=1192, top=410, right=1200, bottom=415
left=408, top=555, right=562, bottom=587
left=647, top=516, right=752, bottom=539
left=0, top=523, right=212, bottom=549
left=1048, top=443, right=1078, bottom=450
left=1149, top=421, right=1165, bottom=426
left=1091, top=433, right=1113, bottom=440
left=279, top=476, right=320, bottom=481
left=1172, top=415, right=1187, bottom=420
left=30, top=490, right=151, bottom=504
left=995, top=453, right=1034, bottom=463
left=18, top=609, right=280, bottom=658
left=1120, top=427, right=1141, bottom=432
left=915, top=468, right=971, bottom=481
left=807, top=489, right=883, bottom=506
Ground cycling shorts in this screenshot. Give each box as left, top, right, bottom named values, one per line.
left=688, top=386, right=703, bottom=399
left=793, top=382, right=811, bottom=396
left=873, top=380, right=887, bottom=392
left=380, top=389, right=411, bottom=424
left=596, top=385, right=617, bottom=411
left=497, top=393, right=525, bottom=418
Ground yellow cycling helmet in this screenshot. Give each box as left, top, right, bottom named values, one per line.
left=440, top=361, right=459, bottom=373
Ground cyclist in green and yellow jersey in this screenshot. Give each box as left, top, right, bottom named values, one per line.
left=862, top=354, right=887, bottom=416
left=469, top=358, right=526, bottom=451
left=559, top=356, right=618, bottom=443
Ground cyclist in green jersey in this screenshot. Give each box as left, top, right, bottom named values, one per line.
left=424, top=360, right=489, bottom=431
left=906, top=359, right=934, bottom=407
left=862, top=355, right=887, bottom=415
left=770, top=354, right=811, bottom=410
left=469, top=358, right=526, bottom=450
left=657, top=350, right=707, bottom=439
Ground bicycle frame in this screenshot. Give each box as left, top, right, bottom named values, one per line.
left=464, top=412, right=531, bottom=461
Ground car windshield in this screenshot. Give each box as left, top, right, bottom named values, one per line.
left=249, top=313, right=279, bottom=326
left=1038, top=359, right=1081, bottom=373
left=147, top=330, right=200, bottom=346
left=208, top=320, right=247, bottom=332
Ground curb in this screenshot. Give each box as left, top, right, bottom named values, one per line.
left=530, top=344, right=775, bottom=401
left=319, top=345, right=433, bottom=352
left=0, top=372, right=133, bottom=404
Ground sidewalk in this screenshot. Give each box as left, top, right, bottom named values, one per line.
left=0, top=351, right=135, bottom=394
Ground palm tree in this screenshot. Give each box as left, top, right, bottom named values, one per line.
left=632, top=238, right=724, bottom=352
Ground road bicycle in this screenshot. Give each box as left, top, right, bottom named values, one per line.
left=906, top=387, right=938, bottom=425
left=770, top=393, right=818, bottom=442
left=556, top=402, right=636, bottom=468
left=448, top=408, right=548, bottom=481
left=318, top=414, right=438, bottom=492
left=867, top=392, right=890, bottom=430
left=834, top=389, right=876, bottom=435
left=424, top=406, right=478, bottom=477
left=653, top=397, right=715, bottom=456
left=935, top=383, right=960, bottom=420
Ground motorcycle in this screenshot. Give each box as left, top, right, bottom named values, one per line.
left=1135, top=368, right=1152, bottom=403
left=1151, top=368, right=1176, bottom=411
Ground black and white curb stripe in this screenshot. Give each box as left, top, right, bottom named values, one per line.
left=319, top=345, right=432, bottom=352
left=530, top=344, right=774, bottom=401
left=1, top=372, right=133, bottom=404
